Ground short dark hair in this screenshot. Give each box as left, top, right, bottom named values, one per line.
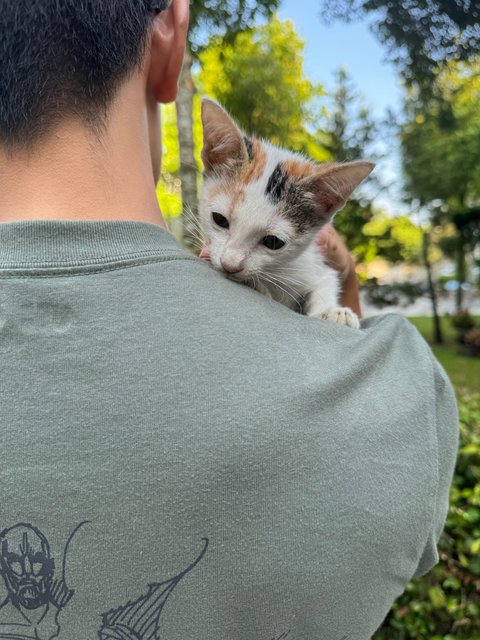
left=0, top=0, right=170, bottom=151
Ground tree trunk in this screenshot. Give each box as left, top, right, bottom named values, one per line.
left=455, top=238, right=466, bottom=312
left=176, top=47, right=200, bottom=253
left=423, top=232, right=443, bottom=345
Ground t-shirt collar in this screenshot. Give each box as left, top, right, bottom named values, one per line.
left=0, top=219, right=188, bottom=268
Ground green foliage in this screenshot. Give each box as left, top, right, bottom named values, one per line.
left=465, top=329, right=480, bottom=351
left=363, top=279, right=425, bottom=308
left=318, top=67, right=377, bottom=163
left=374, top=394, right=480, bottom=639
left=336, top=209, right=423, bottom=264
left=401, top=63, right=480, bottom=211
left=188, top=0, right=280, bottom=53
left=198, top=16, right=329, bottom=160
left=451, top=311, right=477, bottom=332
left=157, top=98, right=204, bottom=219
left=317, top=68, right=391, bottom=261
left=319, top=1, right=480, bottom=86
left=362, top=214, right=424, bottom=263
left=408, top=316, right=480, bottom=394
left=401, top=62, right=480, bottom=298
left=334, top=199, right=376, bottom=261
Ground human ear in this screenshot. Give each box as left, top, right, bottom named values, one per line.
left=148, top=0, right=190, bottom=104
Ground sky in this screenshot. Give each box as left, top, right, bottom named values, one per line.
left=276, top=0, right=407, bottom=214
left=278, top=0, right=403, bottom=118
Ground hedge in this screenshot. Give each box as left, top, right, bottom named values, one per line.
left=374, top=394, right=480, bottom=639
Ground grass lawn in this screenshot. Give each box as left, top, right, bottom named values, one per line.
left=408, top=316, right=480, bottom=395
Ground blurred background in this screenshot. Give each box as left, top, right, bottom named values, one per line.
left=158, top=3, right=480, bottom=636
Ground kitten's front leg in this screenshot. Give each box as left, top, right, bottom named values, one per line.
left=305, top=288, right=360, bottom=330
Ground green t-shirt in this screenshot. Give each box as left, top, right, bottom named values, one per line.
left=0, top=220, right=458, bottom=640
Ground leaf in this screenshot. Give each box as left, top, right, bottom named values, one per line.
left=471, top=538, right=480, bottom=555
left=428, top=586, right=447, bottom=609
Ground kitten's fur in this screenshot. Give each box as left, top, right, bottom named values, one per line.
left=198, top=99, right=375, bottom=329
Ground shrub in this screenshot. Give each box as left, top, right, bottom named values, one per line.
left=451, top=311, right=476, bottom=332
left=465, top=329, right=480, bottom=350
left=374, top=395, right=480, bottom=639
left=363, top=278, right=426, bottom=309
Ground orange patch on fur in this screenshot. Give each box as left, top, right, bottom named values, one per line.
left=206, top=177, right=246, bottom=219
left=226, top=140, right=267, bottom=217
left=283, top=159, right=318, bottom=181
left=229, top=186, right=246, bottom=217
left=207, top=140, right=268, bottom=217
left=240, top=139, right=267, bottom=185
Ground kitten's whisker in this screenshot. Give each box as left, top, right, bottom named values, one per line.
left=182, top=205, right=203, bottom=224
left=264, top=283, right=300, bottom=308
left=273, top=274, right=306, bottom=287
left=256, top=272, right=301, bottom=308
left=182, top=208, right=206, bottom=241
left=260, top=275, right=305, bottom=308
left=181, top=226, right=205, bottom=250
left=186, top=232, right=204, bottom=247
left=261, top=271, right=305, bottom=289
left=182, top=213, right=202, bottom=229
left=183, top=221, right=205, bottom=240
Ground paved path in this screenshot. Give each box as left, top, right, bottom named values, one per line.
left=361, top=292, right=480, bottom=318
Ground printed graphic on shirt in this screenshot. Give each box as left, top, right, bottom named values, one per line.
left=98, top=537, right=209, bottom=640
left=0, top=527, right=300, bottom=640
left=0, top=521, right=88, bottom=640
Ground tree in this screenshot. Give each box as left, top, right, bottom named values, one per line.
left=197, top=16, right=328, bottom=160
left=401, top=61, right=480, bottom=310
left=176, top=0, right=280, bottom=248
left=156, top=100, right=203, bottom=230
left=316, top=68, right=379, bottom=254
left=319, top=68, right=377, bottom=163
left=319, top=0, right=480, bottom=87
left=361, top=213, right=423, bottom=264
left=423, top=231, right=444, bottom=344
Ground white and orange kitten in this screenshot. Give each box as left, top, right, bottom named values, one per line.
left=198, top=99, right=375, bottom=329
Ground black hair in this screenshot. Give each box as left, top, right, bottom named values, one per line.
left=0, top=0, right=170, bottom=151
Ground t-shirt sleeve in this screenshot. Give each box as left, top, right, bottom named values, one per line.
left=413, top=355, right=459, bottom=578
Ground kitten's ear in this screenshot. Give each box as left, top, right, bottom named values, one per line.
left=201, top=99, right=248, bottom=176
left=312, top=161, right=375, bottom=219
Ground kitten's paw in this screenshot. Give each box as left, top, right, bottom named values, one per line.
left=317, top=307, right=360, bottom=329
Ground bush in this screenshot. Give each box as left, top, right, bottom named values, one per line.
left=465, top=329, right=480, bottom=350
left=374, top=395, right=480, bottom=640
left=363, top=278, right=426, bottom=309
left=451, top=311, right=476, bottom=332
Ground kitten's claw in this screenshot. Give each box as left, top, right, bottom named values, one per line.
left=317, top=307, right=360, bottom=329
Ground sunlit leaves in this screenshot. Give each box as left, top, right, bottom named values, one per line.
left=189, top=0, right=281, bottom=52
left=363, top=213, right=423, bottom=263
left=401, top=61, right=480, bottom=209
left=157, top=97, right=204, bottom=219
left=197, top=16, right=329, bottom=159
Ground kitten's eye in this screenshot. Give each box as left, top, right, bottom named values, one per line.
left=212, top=212, right=230, bottom=229
left=263, top=236, right=286, bottom=250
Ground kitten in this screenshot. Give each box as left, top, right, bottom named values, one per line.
left=198, top=99, right=375, bottom=329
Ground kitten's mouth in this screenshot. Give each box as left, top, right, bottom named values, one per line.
left=221, top=269, right=251, bottom=284
left=225, top=271, right=247, bottom=282
left=199, top=245, right=211, bottom=263
left=212, top=261, right=247, bottom=281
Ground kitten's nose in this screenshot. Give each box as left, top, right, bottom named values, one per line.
left=221, top=259, right=243, bottom=274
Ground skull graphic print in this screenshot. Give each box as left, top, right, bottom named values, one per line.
left=0, top=522, right=87, bottom=640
